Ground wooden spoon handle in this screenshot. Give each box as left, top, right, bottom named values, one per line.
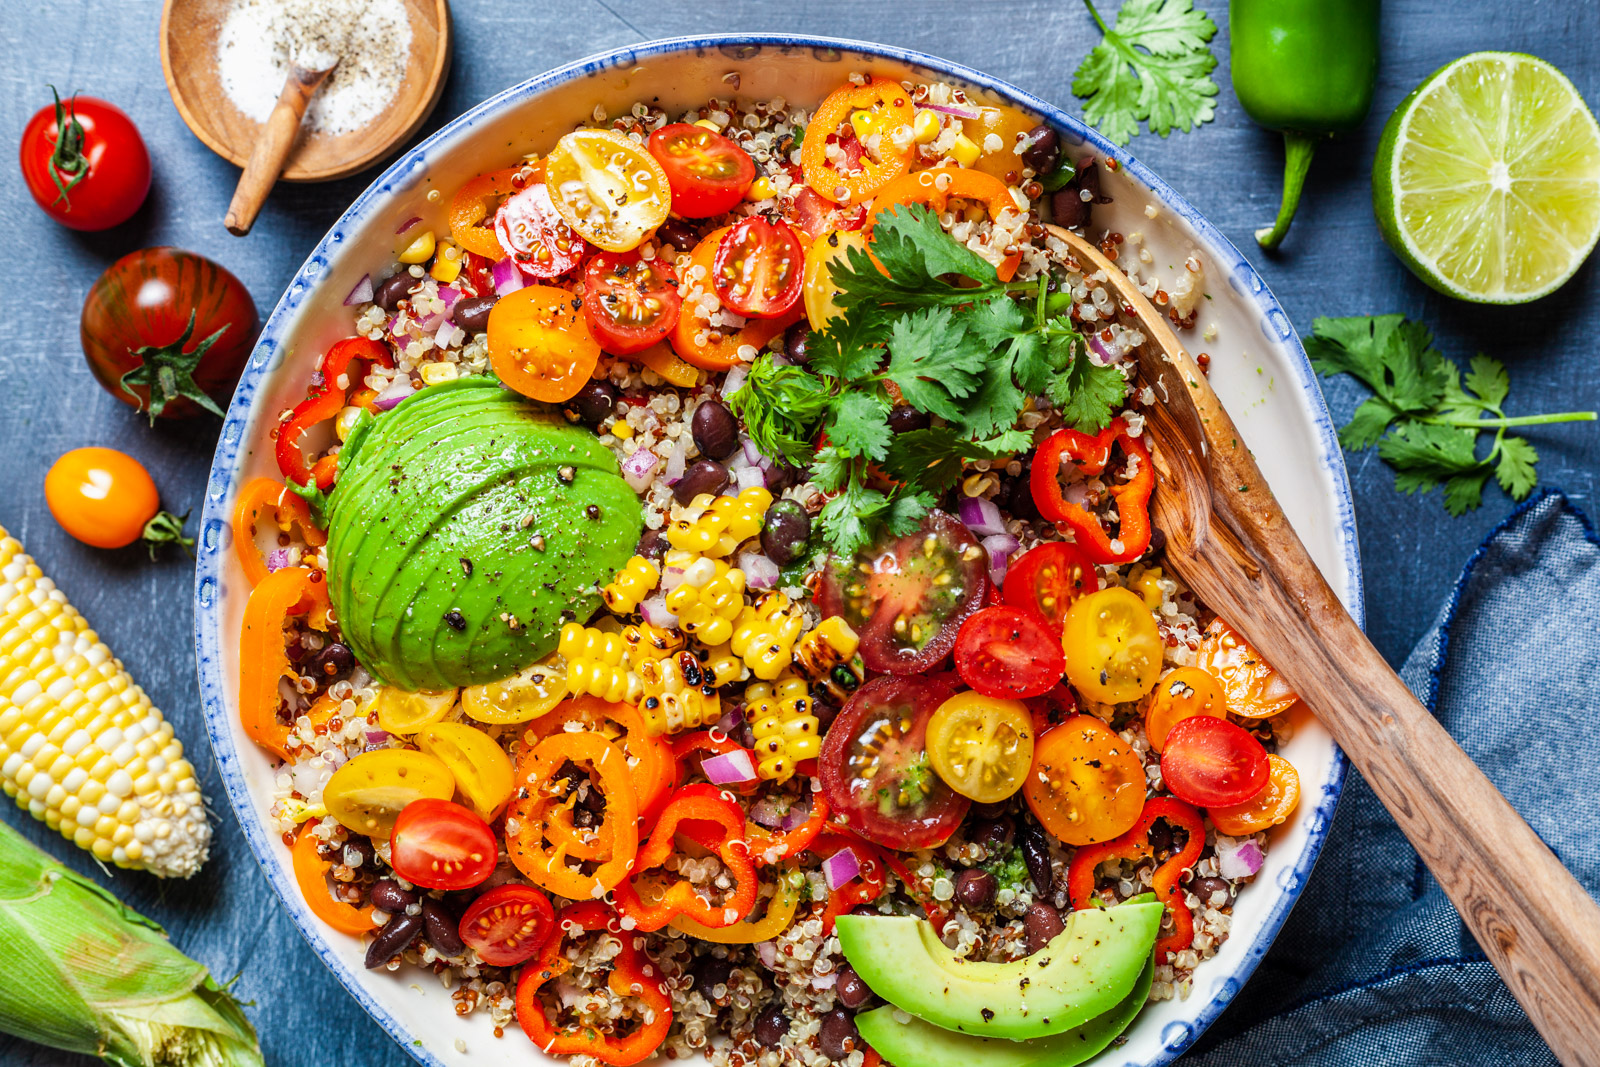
left=224, top=65, right=331, bottom=237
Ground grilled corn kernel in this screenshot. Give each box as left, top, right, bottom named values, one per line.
left=622, top=622, right=684, bottom=666
left=419, top=361, right=458, bottom=386
left=398, top=230, right=437, bottom=264
left=557, top=623, right=641, bottom=703
left=746, top=176, right=778, bottom=202
left=949, top=133, right=981, bottom=169
left=746, top=675, right=819, bottom=782
left=663, top=553, right=747, bottom=647
left=429, top=241, right=463, bottom=283
left=667, top=488, right=773, bottom=558
left=610, top=421, right=634, bottom=440
left=1130, top=565, right=1165, bottom=611
left=636, top=651, right=721, bottom=736
left=602, top=556, right=661, bottom=615
left=334, top=405, right=364, bottom=442
left=793, top=617, right=866, bottom=704
left=731, top=592, right=806, bottom=681
left=912, top=109, right=942, bottom=144
left=694, top=118, right=722, bottom=131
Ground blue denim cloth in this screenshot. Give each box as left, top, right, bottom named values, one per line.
left=1188, top=489, right=1600, bottom=1066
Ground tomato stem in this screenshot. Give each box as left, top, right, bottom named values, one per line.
left=45, top=86, right=88, bottom=208
left=140, top=510, right=194, bottom=561
left=116, top=311, right=230, bottom=424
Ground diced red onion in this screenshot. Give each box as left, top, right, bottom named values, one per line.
left=823, top=847, right=862, bottom=890
left=1088, top=335, right=1122, bottom=366
left=373, top=376, right=416, bottom=411
left=779, top=796, right=813, bottom=831
left=701, top=748, right=759, bottom=786
left=721, top=364, right=750, bottom=398
left=621, top=447, right=660, bottom=493
left=416, top=307, right=447, bottom=333
left=748, top=795, right=789, bottom=829
left=343, top=274, right=374, bottom=306
left=640, top=596, right=677, bottom=629
left=266, top=548, right=290, bottom=572
left=959, top=495, right=1007, bottom=537
left=435, top=320, right=465, bottom=350
left=492, top=256, right=526, bottom=298
left=920, top=102, right=981, bottom=120
left=1216, top=837, right=1265, bottom=879
left=396, top=215, right=422, bottom=235
left=741, top=437, right=775, bottom=472
left=738, top=551, right=781, bottom=589
left=733, top=465, right=766, bottom=493
left=438, top=285, right=461, bottom=310
left=982, top=532, right=1019, bottom=587
left=715, top=703, right=744, bottom=735
left=662, top=438, right=688, bottom=485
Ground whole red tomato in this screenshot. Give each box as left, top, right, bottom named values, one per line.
left=81, top=248, right=258, bottom=421
left=20, top=89, right=150, bottom=231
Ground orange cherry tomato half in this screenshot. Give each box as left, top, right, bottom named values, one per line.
left=671, top=227, right=803, bottom=370
left=582, top=251, right=681, bottom=355
left=496, top=183, right=585, bottom=280
left=488, top=285, right=602, bottom=403
left=1208, top=753, right=1301, bottom=836
left=646, top=123, right=756, bottom=218
left=388, top=798, right=497, bottom=891
left=712, top=217, right=804, bottom=318
left=1023, top=714, right=1146, bottom=846
left=458, top=883, right=556, bottom=966
left=44, top=447, right=161, bottom=549
left=1142, top=666, right=1228, bottom=752
left=1159, top=716, right=1270, bottom=808
left=1003, top=541, right=1102, bottom=631
left=953, top=606, right=1065, bottom=699
left=1195, top=618, right=1301, bottom=719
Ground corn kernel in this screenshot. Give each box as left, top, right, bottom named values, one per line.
left=913, top=109, right=941, bottom=144
left=949, top=134, right=981, bottom=169
left=419, top=362, right=458, bottom=386
left=334, top=405, right=363, bottom=442
left=746, top=176, right=777, bottom=202
left=610, top=420, right=634, bottom=440
left=694, top=118, right=721, bottom=131
left=429, top=242, right=463, bottom=283
left=849, top=109, right=880, bottom=142
left=398, top=230, right=436, bottom=264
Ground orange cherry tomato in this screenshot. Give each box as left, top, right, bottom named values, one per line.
left=1143, top=666, right=1228, bottom=752
left=670, top=227, right=803, bottom=370
left=1208, top=753, right=1301, bottom=836
left=44, top=447, right=162, bottom=550
left=488, top=284, right=601, bottom=403
left=1195, top=618, right=1301, bottom=719
left=864, top=168, right=1018, bottom=242
left=1023, top=714, right=1146, bottom=846
left=802, top=79, right=915, bottom=204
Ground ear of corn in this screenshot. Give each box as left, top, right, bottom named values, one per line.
left=0, top=530, right=210, bottom=878
left=557, top=623, right=642, bottom=704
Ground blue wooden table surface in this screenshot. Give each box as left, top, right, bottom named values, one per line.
left=1, top=2, right=1595, bottom=1064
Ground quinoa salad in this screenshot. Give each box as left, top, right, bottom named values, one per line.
left=235, top=73, right=1307, bottom=1067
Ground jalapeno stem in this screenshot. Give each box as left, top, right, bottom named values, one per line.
left=1255, top=131, right=1319, bottom=250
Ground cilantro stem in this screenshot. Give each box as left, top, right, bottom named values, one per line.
left=1081, top=0, right=1110, bottom=35
left=1423, top=411, right=1596, bottom=430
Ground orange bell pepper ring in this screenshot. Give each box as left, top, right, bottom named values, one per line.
left=671, top=227, right=803, bottom=370
left=290, top=824, right=376, bottom=937
left=1067, top=796, right=1204, bottom=963
left=1030, top=417, right=1155, bottom=564
left=865, top=168, right=1018, bottom=241
left=505, top=732, right=639, bottom=901
left=238, top=566, right=329, bottom=761
left=802, top=79, right=915, bottom=205
left=231, top=476, right=327, bottom=587
left=449, top=164, right=538, bottom=260
left=611, top=786, right=758, bottom=932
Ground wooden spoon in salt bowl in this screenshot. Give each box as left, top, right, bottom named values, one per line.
left=1044, top=223, right=1600, bottom=1065
left=223, top=56, right=337, bottom=236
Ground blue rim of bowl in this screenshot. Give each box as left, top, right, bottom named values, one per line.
left=195, top=32, right=1362, bottom=1067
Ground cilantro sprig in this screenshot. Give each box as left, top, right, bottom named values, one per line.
left=1306, top=315, right=1595, bottom=515
left=1072, top=0, right=1219, bottom=146
left=727, top=205, right=1128, bottom=556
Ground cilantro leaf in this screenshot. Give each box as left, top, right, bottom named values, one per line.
left=1495, top=435, right=1538, bottom=499
left=884, top=308, right=986, bottom=420
left=1377, top=421, right=1482, bottom=478
left=809, top=446, right=851, bottom=493
left=959, top=361, right=1029, bottom=439
left=1463, top=354, right=1510, bottom=410
left=725, top=356, right=831, bottom=466
left=1339, top=397, right=1401, bottom=451
left=1072, top=0, right=1219, bottom=146
left=831, top=205, right=1001, bottom=316
left=881, top=427, right=1033, bottom=495
left=825, top=390, right=893, bottom=463
left=1444, top=471, right=1492, bottom=516
left=1051, top=359, right=1128, bottom=433
left=818, top=482, right=934, bottom=557
left=809, top=306, right=889, bottom=381
left=1306, top=315, right=1450, bottom=417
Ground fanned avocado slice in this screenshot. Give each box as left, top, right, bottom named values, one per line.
left=855, top=952, right=1155, bottom=1067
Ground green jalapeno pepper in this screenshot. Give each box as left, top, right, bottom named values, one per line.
left=1230, top=0, right=1381, bottom=249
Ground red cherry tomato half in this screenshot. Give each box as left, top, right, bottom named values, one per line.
left=458, top=884, right=557, bottom=966
left=1003, top=541, right=1101, bottom=631
left=711, top=217, right=804, bottom=318
left=819, top=674, right=970, bottom=850
left=1159, top=716, right=1271, bottom=808
left=817, top=510, right=990, bottom=676
left=646, top=123, right=756, bottom=218
left=19, top=91, right=150, bottom=231
left=953, top=607, right=1066, bottom=699
left=388, top=799, right=497, bottom=891
left=581, top=251, right=682, bottom=355
left=495, top=183, right=585, bottom=279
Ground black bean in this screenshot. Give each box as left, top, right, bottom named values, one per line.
left=973, top=800, right=1010, bottom=820
left=1024, top=902, right=1065, bottom=955
left=693, top=955, right=734, bottom=1000
left=364, top=912, right=423, bottom=968
left=887, top=406, right=930, bottom=434
left=310, top=642, right=354, bottom=679
left=761, top=500, right=812, bottom=566
left=577, top=779, right=606, bottom=813
left=835, top=964, right=873, bottom=1009
left=753, top=1003, right=789, bottom=1045
left=1147, top=820, right=1172, bottom=856
left=673, top=459, right=729, bottom=504
left=369, top=879, right=417, bottom=914
left=453, top=294, right=497, bottom=333
left=1078, top=160, right=1104, bottom=203
left=374, top=271, right=417, bottom=312
left=1050, top=161, right=1103, bottom=231
left=763, top=457, right=802, bottom=493
left=1193, top=876, right=1233, bottom=907
left=818, top=1009, right=860, bottom=1060
left=691, top=400, right=740, bottom=460
left=422, top=898, right=465, bottom=957
left=568, top=380, right=619, bottom=427
left=1143, top=526, right=1168, bottom=561
left=970, top=818, right=1015, bottom=854
left=955, top=868, right=998, bottom=910
left=784, top=322, right=811, bottom=365
left=1021, top=825, right=1055, bottom=897
left=1021, top=125, right=1061, bottom=174
left=636, top=529, right=669, bottom=562
left=343, top=835, right=376, bottom=870
left=1001, top=465, right=1039, bottom=522
left=655, top=218, right=702, bottom=255
left=811, top=698, right=839, bottom=735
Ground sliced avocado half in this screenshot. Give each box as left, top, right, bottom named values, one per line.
left=855, top=951, right=1154, bottom=1067
left=834, top=897, right=1161, bottom=1040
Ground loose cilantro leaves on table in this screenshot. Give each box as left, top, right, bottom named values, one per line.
left=727, top=205, right=1130, bottom=556
left=1072, top=0, right=1219, bottom=146
left=1305, top=315, right=1595, bottom=515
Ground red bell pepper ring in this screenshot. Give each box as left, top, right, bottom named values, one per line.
left=514, top=901, right=672, bottom=1066
left=810, top=831, right=887, bottom=933
left=611, top=787, right=759, bottom=932
left=1029, top=417, right=1155, bottom=564
left=276, top=337, right=395, bottom=490
left=318, top=336, right=391, bottom=391
left=670, top=729, right=762, bottom=796
left=1067, top=796, right=1205, bottom=963
left=676, top=783, right=830, bottom=866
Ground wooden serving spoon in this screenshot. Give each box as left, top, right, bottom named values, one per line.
left=223, top=58, right=337, bottom=237
left=1045, top=223, right=1600, bottom=1065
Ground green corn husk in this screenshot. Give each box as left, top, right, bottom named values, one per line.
left=0, top=820, right=264, bottom=1067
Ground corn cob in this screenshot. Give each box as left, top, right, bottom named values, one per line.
left=746, top=674, right=820, bottom=782
left=0, top=530, right=210, bottom=877
left=557, top=622, right=642, bottom=703
left=793, top=616, right=866, bottom=704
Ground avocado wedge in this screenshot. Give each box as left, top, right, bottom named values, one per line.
left=834, top=897, right=1162, bottom=1040
left=855, top=952, right=1154, bottom=1067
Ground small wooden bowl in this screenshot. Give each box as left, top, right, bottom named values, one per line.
left=160, top=0, right=452, bottom=183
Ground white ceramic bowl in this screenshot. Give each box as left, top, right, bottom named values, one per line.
left=195, top=34, right=1362, bottom=1067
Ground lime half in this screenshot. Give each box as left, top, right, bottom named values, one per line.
left=1374, top=52, right=1600, bottom=304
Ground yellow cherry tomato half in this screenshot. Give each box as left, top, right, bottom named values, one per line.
left=414, top=721, right=516, bottom=822
left=1142, top=666, right=1228, bottom=752
left=1195, top=618, right=1301, bottom=719
left=461, top=659, right=570, bottom=724
left=544, top=128, right=671, bottom=253
left=1207, top=753, right=1301, bottom=836
left=1061, top=587, right=1164, bottom=704
left=374, top=687, right=460, bottom=736
left=1023, top=714, right=1146, bottom=846
left=322, top=748, right=456, bottom=838
left=44, top=447, right=161, bottom=549
left=488, top=285, right=601, bottom=404
left=925, top=691, right=1035, bottom=804
left=802, top=228, right=870, bottom=331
